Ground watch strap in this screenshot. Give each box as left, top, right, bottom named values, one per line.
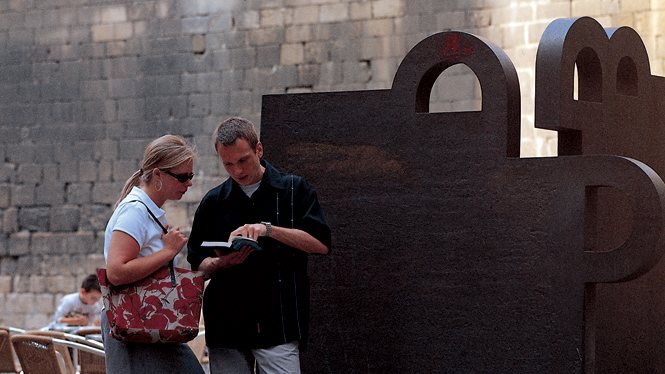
left=261, top=221, right=272, bottom=237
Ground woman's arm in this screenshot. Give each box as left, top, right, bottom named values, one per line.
left=105, top=226, right=188, bottom=286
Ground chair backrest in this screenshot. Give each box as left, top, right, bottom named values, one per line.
left=74, top=327, right=101, bottom=337
left=74, top=327, right=106, bottom=374
left=0, top=330, right=21, bottom=373
left=23, top=331, right=76, bottom=374
left=0, top=326, right=25, bottom=335
left=11, top=334, right=66, bottom=374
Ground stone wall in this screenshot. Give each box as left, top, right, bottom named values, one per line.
left=0, top=0, right=662, bottom=331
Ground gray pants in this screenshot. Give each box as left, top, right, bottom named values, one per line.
left=209, top=342, right=301, bottom=374
left=101, top=312, right=205, bottom=374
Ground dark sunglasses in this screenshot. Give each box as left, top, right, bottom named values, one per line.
left=161, top=169, right=194, bottom=183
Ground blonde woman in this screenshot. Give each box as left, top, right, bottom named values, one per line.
left=102, top=135, right=204, bottom=374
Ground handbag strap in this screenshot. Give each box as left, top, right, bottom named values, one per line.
left=127, top=199, right=177, bottom=287
left=127, top=199, right=167, bottom=233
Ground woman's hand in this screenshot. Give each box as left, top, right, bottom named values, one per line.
left=161, top=224, right=188, bottom=257
left=107, top=227, right=188, bottom=286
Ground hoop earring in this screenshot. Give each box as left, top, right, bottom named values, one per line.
left=155, top=180, right=162, bottom=191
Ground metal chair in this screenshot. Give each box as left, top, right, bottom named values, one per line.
left=20, top=331, right=105, bottom=374
left=0, top=329, right=21, bottom=373
left=74, top=327, right=106, bottom=374
left=23, top=331, right=77, bottom=374
left=11, top=334, right=69, bottom=374
left=12, top=333, right=105, bottom=374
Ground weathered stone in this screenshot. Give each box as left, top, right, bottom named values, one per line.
left=18, top=207, right=50, bottom=232
left=8, top=231, right=29, bottom=256
left=50, top=206, right=80, bottom=232
left=0, top=2, right=662, bottom=371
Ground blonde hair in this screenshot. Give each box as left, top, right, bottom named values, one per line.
left=114, top=135, right=197, bottom=209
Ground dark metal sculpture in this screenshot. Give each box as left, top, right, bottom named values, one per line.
left=261, top=17, right=665, bottom=373
left=536, top=16, right=665, bottom=373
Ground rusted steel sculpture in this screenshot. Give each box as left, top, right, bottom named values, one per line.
left=261, top=17, right=665, bottom=373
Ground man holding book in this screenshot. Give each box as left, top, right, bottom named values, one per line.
left=187, top=117, right=331, bottom=374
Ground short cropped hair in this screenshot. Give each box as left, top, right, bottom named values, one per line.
left=81, top=273, right=101, bottom=293
left=213, top=117, right=259, bottom=151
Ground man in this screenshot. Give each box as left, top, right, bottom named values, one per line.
left=187, top=117, right=331, bottom=374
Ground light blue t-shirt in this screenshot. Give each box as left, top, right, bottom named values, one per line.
left=53, top=292, right=102, bottom=324
left=104, top=187, right=177, bottom=266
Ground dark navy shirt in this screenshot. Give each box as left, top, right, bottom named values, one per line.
left=187, top=160, right=331, bottom=349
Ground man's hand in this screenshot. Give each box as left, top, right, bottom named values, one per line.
left=232, top=223, right=330, bottom=255
left=62, top=313, right=89, bottom=326
left=199, top=246, right=253, bottom=278
left=230, top=223, right=268, bottom=240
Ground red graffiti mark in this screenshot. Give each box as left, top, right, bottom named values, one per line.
left=440, top=34, right=472, bottom=61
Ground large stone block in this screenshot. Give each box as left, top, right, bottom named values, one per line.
left=5, top=293, right=34, bottom=314
left=8, top=231, right=30, bottom=256
left=0, top=185, right=10, bottom=208
left=65, top=232, right=96, bottom=255
left=80, top=204, right=112, bottom=232
left=18, top=207, right=49, bottom=232
left=50, top=206, right=80, bottom=232
left=92, top=182, right=124, bottom=205
left=46, top=275, right=76, bottom=293
left=256, top=45, right=280, bottom=68
left=25, top=313, right=51, bottom=330
left=372, top=0, right=406, bottom=19
left=91, top=24, right=114, bottom=42
left=0, top=275, right=10, bottom=294
left=320, top=3, right=348, bottom=23
left=29, top=276, right=46, bottom=293
left=31, top=232, right=66, bottom=255
left=293, top=5, right=319, bottom=25
left=2, top=207, right=18, bottom=234
left=35, top=183, right=65, bottom=206
left=85, top=254, right=106, bottom=274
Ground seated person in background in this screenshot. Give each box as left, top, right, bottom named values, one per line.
left=54, top=273, right=102, bottom=326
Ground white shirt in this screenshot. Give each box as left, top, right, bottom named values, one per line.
left=104, top=187, right=177, bottom=265
left=53, top=292, right=102, bottom=324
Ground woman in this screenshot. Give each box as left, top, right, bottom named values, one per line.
left=102, top=135, right=204, bottom=374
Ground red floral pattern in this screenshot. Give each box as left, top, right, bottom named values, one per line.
left=98, top=267, right=205, bottom=343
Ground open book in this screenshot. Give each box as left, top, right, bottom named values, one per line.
left=201, top=236, right=263, bottom=254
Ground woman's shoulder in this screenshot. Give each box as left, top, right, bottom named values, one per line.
left=112, top=200, right=152, bottom=229
left=115, top=199, right=147, bottom=215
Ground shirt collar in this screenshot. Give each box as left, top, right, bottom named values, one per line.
left=219, top=159, right=290, bottom=200
left=126, top=186, right=165, bottom=217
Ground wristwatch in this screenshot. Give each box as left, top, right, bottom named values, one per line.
left=261, top=222, right=272, bottom=237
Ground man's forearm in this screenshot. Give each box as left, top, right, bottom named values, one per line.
left=270, top=226, right=329, bottom=254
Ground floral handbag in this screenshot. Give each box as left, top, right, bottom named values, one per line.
left=98, top=200, right=205, bottom=344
